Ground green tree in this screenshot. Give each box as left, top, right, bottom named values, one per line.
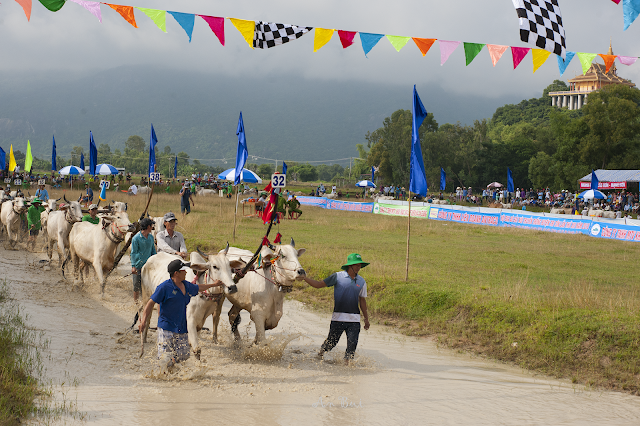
left=257, top=163, right=274, bottom=177
left=125, top=135, right=145, bottom=154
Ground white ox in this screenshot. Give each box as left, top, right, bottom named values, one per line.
left=219, top=239, right=306, bottom=344
left=66, top=210, right=135, bottom=293
left=46, top=198, right=84, bottom=265
left=137, top=186, right=152, bottom=195
left=196, top=187, right=217, bottom=196
left=0, top=198, right=28, bottom=246
left=139, top=249, right=244, bottom=358
left=40, top=197, right=61, bottom=244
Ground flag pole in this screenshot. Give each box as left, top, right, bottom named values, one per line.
left=405, top=190, right=411, bottom=282
left=233, top=184, right=239, bottom=241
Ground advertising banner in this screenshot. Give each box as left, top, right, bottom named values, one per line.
left=374, top=203, right=430, bottom=218
left=587, top=222, right=640, bottom=242
left=429, top=207, right=500, bottom=226
left=326, top=200, right=374, bottom=213
left=579, top=181, right=627, bottom=190
left=500, top=212, right=591, bottom=235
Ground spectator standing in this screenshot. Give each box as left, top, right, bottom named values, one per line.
left=179, top=183, right=195, bottom=216
left=131, top=218, right=156, bottom=304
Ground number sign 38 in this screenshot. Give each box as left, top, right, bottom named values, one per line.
left=149, top=173, right=161, bottom=183
left=271, top=174, right=286, bottom=188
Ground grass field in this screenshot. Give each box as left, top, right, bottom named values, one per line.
left=46, top=185, right=640, bottom=394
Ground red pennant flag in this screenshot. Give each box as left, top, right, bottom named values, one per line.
left=412, top=38, right=436, bottom=56
left=274, top=232, right=282, bottom=244
left=106, top=4, right=138, bottom=28
left=261, top=236, right=270, bottom=246
left=262, top=192, right=278, bottom=224
left=598, top=54, right=617, bottom=73
left=200, top=15, right=225, bottom=46
left=338, top=30, right=356, bottom=48
left=611, top=0, right=620, bottom=4
left=14, top=0, right=32, bottom=21
left=511, top=47, right=530, bottom=70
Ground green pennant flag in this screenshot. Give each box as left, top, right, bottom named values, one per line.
left=38, top=0, right=66, bottom=12
left=386, top=35, right=411, bottom=52
left=137, top=8, right=167, bottom=32
left=24, top=140, right=33, bottom=172
left=576, top=52, right=598, bottom=75
left=463, top=42, right=485, bottom=66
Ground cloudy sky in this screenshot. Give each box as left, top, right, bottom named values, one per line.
left=2, top=0, right=638, bottom=100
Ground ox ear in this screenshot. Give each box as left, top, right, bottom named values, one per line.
left=297, top=248, right=306, bottom=257
left=190, top=263, right=208, bottom=272
left=229, top=260, right=246, bottom=270
left=189, top=251, right=208, bottom=266
left=101, top=215, right=115, bottom=223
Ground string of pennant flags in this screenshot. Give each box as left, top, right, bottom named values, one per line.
left=10, top=0, right=640, bottom=77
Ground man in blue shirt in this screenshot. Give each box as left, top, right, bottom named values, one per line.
left=139, top=259, right=223, bottom=371
left=35, top=183, right=49, bottom=202
left=81, top=183, right=93, bottom=205
left=131, top=218, right=156, bottom=304
left=303, top=253, right=370, bottom=365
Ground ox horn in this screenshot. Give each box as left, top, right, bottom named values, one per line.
left=223, top=242, right=230, bottom=255
left=196, top=246, right=208, bottom=258
left=56, top=196, right=62, bottom=202
left=63, top=194, right=69, bottom=203
left=290, top=237, right=295, bottom=247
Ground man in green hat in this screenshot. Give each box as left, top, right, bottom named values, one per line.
left=26, top=197, right=44, bottom=251
left=303, top=253, right=370, bottom=365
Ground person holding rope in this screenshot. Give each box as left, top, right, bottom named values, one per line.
left=26, top=197, right=44, bottom=251
left=156, top=212, right=187, bottom=259
left=82, top=204, right=100, bottom=224
left=131, top=218, right=156, bottom=304
left=303, top=253, right=370, bottom=365
left=139, top=259, right=224, bottom=371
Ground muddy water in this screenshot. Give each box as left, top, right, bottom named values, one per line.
left=4, top=246, right=640, bottom=425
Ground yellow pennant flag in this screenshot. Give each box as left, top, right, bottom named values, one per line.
left=386, top=35, right=411, bottom=52
left=313, top=28, right=334, bottom=52
left=8, top=144, right=16, bottom=172
left=229, top=18, right=255, bottom=49
left=531, top=49, right=552, bottom=73
left=24, top=140, right=33, bottom=172
left=136, top=8, right=167, bottom=32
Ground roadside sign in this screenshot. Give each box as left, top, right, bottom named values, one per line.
left=271, top=173, right=286, bottom=188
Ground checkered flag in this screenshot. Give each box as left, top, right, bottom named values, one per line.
left=253, top=21, right=313, bottom=49
left=513, top=0, right=566, bottom=59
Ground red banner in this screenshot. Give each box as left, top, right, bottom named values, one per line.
left=579, top=181, right=627, bottom=189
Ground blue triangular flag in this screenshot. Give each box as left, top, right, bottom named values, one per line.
left=557, top=51, right=575, bottom=76
left=282, top=161, right=288, bottom=175
left=623, top=0, right=640, bottom=30
left=89, top=131, right=97, bottom=175
left=591, top=170, right=599, bottom=190
left=149, top=124, right=158, bottom=176
left=80, top=153, right=85, bottom=170
left=51, top=135, right=57, bottom=171
left=360, top=33, right=384, bottom=57
left=440, top=168, right=446, bottom=191
left=99, top=181, right=107, bottom=201
left=507, top=168, right=514, bottom=193
left=235, top=112, right=248, bottom=186
left=410, top=85, right=428, bottom=197
left=168, top=11, right=195, bottom=42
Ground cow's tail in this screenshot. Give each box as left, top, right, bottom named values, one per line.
left=231, top=313, right=242, bottom=334
left=61, top=255, right=70, bottom=278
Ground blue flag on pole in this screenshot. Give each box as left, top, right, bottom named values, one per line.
left=440, top=168, right=446, bottom=191
left=52, top=135, right=57, bottom=171
left=149, top=124, right=158, bottom=176
left=371, top=166, right=375, bottom=183
left=282, top=161, right=288, bottom=175
left=591, top=170, right=599, bottom=190
left=410, top=85, right=428, bottom=197
left=80, top=153, right=85, bottom=170
left=234, top=112, right=248, bottom=186
left=174, top=155, right=178, bottom=179
left=0, top=147, right=5, bottom=172
left=89, top=131, right=97, bottom=175
left=99, top=181, right=107, bottom=201
left=507, top=168, right=514, bottom=193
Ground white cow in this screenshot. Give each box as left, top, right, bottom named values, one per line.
left=324, top=192, right=337, bottom=200
left=196, top=187, right=217, bottom=196
left=66, top=210, right=135, bottom=293
left=139, top=248, right=244, bottom=358
left=589, top=208, right=604, bottom=217
left=46, top=197, right=84, bottom=264
left=137, top=186, right=152, bottom=195
left=0, top=198, right=28, bottom=246
left=40, top=197, right=61, bottom=246
left=218, top=239, right=306, bottom=344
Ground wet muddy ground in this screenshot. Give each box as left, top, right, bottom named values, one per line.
left=3, top=244, right=640, bottom=425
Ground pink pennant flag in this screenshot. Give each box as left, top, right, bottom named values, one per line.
left=199, top=15, right=225, bottom=46
left=338, top=30, right=357, bottom=48
left=14, top=0, right=32, bottom=21
left=487, top=44, right=508, bottom=67
left=69, top=0, right=102, bottom=23
left=439, top=40, right=460, bottom=66
left=617, top=55, right=638, bottom=65
left=511, top=47, right=531, bottom=69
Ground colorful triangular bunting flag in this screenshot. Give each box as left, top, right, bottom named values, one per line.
left=106, top=4, right=137, bottom=28
left=14, top=0, right=32, bottom=20
left=69, top=0, right=102, bottom=22
left=439, top=40, right=460, bottom=66
left=577, top=52, right=598, bottom=74
left=338, top=30, right=356, bottom=48
left=136, top=8, right=166, bottom=32
left=168, top=11, right=194, bottom=42
left=618, top=55, right=638, bottom=65
left=486, top=44, right=507, bottom=67
left=463, top=42, right=485, bottom=66
left=314, top=28, right=334, bottom=52
left=229, top=18, right=255, bottom=49
left=200, top=15, right=225, bottom=46
left=511, top=47, right=530, bottom=69
left=253, top=22, right=312, bottom=49
left=557, top=51, right=575, bottom=76
left=623, top=0, right=640, bottom=30
left=360, top=33, right=384, bottom=57
left=412, top=38, right=436, bottom=56
left=386, top=35, right=411, bottom=52
left=532, top=49, right=552, bottom=73
left=38, top=0, right=65, bottom=11
left=598, top=54, right=617, bottom=73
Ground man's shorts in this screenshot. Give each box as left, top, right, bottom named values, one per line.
left=29, top=229, right=39, bottom=237
left=181, top=202, right=191, bottom=214
left=157, top=328, right=190, bottom=362
left=132, top=272, right=141, bottom=293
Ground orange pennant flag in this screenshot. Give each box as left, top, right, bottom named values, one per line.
left=486, top=44, right=508, bottom=67
left=598, top=54, right=617, bottom=73
left=412, top=38, right=436, bottom=56
left=14, top=0, right=32, bottom=21
left=106, top=4, right=138, bottom=28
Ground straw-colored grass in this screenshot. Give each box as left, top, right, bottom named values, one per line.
left=46, top=185, right=640, bottom=393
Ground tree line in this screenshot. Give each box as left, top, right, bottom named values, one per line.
left=362, top=80, right=640, bottom=192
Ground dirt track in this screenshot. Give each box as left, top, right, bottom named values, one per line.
left=4, top=244, right=640, bottom=425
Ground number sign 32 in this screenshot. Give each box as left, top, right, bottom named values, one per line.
left=271, top=174, right=286, bottom=188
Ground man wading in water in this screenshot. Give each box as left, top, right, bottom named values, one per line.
left=139, top=259, right=223, bottom=372
left=303, top=253, right=370, bottom=365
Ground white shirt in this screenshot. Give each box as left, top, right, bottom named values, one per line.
left=129, top=184, right=137, bottom=195
left=156, top=229, right=187, bottom=255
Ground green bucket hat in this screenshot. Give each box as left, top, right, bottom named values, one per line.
left=341, top=253, right=369, bottom=271
left=32, top=197, right=42, bottom=204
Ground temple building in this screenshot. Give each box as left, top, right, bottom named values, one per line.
left=548, top=42, right=635, bottom=110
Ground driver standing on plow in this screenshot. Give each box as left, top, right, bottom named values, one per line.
left=139, top=259, right=223, bottom=372
left=303, top=253, right=370, bottom=365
